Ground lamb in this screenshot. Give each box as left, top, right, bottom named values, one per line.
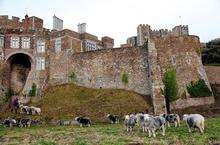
left=183, top=114, right=205, bottom=133
left=124, top=114, right=136, bottom=132
left=75, top=117, right=91, bottom=127
left=145, top=116, right=166, bottom=137
left=107, top=114, right=119, bottom=124
left=161, top=113, right=180, bottom=127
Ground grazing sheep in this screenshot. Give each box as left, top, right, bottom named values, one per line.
left=145, top=116, right=166, bottom=137
left=31, top=120, right=41, bottom=126
left=18, top=118, right=31, bottom=127
left=107, top=114, right=119, bottom=124
left=161, top=113, right=180, bottom=127
left=183, top=114, right=205, bottom=133
left=75, top=117, right=91, bottom=127
left=135, top=113, right=151, bottom=132
left=19, top=105, right=31, bottom=114
left=30, top=106, right=41, bottom=115
left=2, top=118, right=16, bottom=127
left=124, top=114, right=136, bottom=132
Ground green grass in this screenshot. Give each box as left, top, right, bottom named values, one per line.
left=0, top=117, right=220, bottom=145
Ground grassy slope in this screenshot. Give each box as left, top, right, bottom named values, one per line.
left=30, top=84, right=151, bottom=122
left=0, top=117, right=220, bottom=145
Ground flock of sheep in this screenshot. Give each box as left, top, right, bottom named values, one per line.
left=1, top=98, right=205, bottom=138
left=123, top=113, right=205, bottom=137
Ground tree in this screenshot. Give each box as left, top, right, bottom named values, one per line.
left=162, top=68, right=179, bottom=113
left=28, top=83, right=37, bottom=97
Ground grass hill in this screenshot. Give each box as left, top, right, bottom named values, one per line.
left=29, top=84, right=151, bottom=122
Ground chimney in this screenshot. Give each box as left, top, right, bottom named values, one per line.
left=78, top=23, right=86, bottom=34
left=53, top=15, right=63, bottom=31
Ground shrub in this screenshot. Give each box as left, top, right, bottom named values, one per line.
left=121, top=73, right=129, bottom=85
left=68, top=71, right=76, bottom=82
left=187, top=79, right=212, bottom=98
left=29, top=83, right=37, bottom=97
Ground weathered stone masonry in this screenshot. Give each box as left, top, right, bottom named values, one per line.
left=49, top=47, right=151, bottom=96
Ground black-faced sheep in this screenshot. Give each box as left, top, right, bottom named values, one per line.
left=75, top=117, right=91, bottom=127
left=2, top=118, right=17, bottom=127
left=107, top=114, right=119, bottom=124
left=161, top=113, right=180, bottom=127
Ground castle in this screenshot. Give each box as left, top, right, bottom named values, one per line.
left=0, top=15, right=213, bottom=114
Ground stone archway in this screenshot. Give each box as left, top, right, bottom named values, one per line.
left=6, top=53, right=32, bottom=94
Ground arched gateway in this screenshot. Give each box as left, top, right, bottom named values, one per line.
left=5, top=52, right=33, bottom=94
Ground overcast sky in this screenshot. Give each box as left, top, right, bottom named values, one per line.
left=0, top=0, right=219, bottom=46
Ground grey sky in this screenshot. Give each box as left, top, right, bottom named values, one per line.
left=0, top=0, right=219, bottom=46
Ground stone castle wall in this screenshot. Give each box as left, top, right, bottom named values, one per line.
left=49, top=47, right=151, bottom=96
left=153, top=36, right=211, bottom=93
left=205, top=66, right=220, bottom=84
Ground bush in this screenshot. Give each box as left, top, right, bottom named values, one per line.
left=29, top=83, right=37, bottom=97
left=121, top=73, right=129, bottom=85
left=187, top=79, right=212, bottom=98
left=68, top=71, right=76, bottom=82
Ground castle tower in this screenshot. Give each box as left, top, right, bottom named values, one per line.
left=137, top=24, right=151, bottom=46
left=147, top=40, right=166, bottom=114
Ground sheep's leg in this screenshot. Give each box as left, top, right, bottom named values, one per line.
left=174, top=122, right=177, bottom=127
left=148, top=129, right=151, bottom=137
left=142, top=126, right=145, bottom=132
left=161, top=125, right=165, bottom=136
left=167, top=122, right=170, bottom=127
left=186, top=123, right=191, bottom=133
left=153, top=130, right=156, bottom=138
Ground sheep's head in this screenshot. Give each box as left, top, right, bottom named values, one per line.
left=183, top=114, right=188, bottom=121
left=75, top=117, right=79, bottom=121
left=106, top=114, right=111, bottom=118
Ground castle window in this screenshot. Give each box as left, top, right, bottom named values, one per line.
left=37, top=40, right=45, bottom=53
left=55, top=38, right=61, bottom=52
left=10, top=36, right=20, bottom=48
left=0, top=36, right=4, bottom=47
left=22, top=37, right=30, bottom=49
left=36, top=57, right=45, bottom=70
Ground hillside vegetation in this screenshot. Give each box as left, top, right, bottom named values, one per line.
left=30, top=84, right=151, bottom=122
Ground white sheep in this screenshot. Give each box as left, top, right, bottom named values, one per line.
left=183, top=114, right=205, bottom=133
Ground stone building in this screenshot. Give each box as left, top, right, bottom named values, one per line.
left=0, top=15, right=214, bottom=114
